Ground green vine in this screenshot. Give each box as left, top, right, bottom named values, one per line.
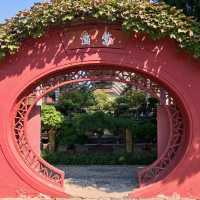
left=0, top=0, right=200, bottom=60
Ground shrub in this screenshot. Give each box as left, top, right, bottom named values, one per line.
left=42, top=151, right=157, bottom=165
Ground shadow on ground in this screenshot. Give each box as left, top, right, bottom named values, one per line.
left=57, top=165, right=143, bottom=199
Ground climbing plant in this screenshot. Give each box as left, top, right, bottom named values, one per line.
left=0, top=0, right=200, bottom=60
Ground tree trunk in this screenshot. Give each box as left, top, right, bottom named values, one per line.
left=126, top=129, right=133, bottom=153
left=48, top=129, right=56, bottom=153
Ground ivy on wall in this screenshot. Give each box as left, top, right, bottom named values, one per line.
left=0, top=0, right=200, bottom=60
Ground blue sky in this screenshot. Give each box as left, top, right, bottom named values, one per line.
left=0, top=0, right=43, bottom=23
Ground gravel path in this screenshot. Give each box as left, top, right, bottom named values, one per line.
left=57, top=165, right=142, bottom=199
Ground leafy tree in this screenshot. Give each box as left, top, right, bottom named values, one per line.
left=41, top=104, right=64, bottom=152
left=76, top=111, right=115, bottom=134
left=42, top=87, right=157, bottom=154
left=133, top=119, right=157, bottom=143
left=56, top=89, right=95, bottom=115
left=57, top=117, right=88, bottom=146
left=113, top=90, right=146, bottom=118
left=92, top=90, right=115, bottom=112
left=116, top=90, right=146, bottom=108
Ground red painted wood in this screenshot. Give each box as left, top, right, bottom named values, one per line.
left=0, top=24, right=199, bottom=198
left=27, top=105, right=41, bottom=155
left=157, top=105, right=170, bottom=157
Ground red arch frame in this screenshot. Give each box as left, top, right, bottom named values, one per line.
left=0, top=23, right=199, bottom=198
left=13, top=68, right=185, bottom=188
left=10, top=66, right=189, bottom=198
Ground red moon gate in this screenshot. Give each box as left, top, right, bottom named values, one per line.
left=0, top=23, right=200, bottom=198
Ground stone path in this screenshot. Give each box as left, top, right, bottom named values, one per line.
left=57, top=165, right=142, bottom=199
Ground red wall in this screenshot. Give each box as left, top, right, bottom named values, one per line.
left=0, top=24, right=199, bottom=198
left=27, top=105, right=41, bottom=155
left=157, top=106, right=170, bottom=157
left=0, top=150, right=37, bottom=197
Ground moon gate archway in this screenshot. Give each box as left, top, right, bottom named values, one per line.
left=0, top=23, right=199, bottom=198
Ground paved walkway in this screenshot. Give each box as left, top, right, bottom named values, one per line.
left=57, top=165, right=142, bottom=199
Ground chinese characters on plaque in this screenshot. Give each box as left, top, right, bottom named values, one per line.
left=80, top=31, right=114, bottom=46
left=102, top=31, right=114, bottom=46
left=80, top=31, right=91, bottom=45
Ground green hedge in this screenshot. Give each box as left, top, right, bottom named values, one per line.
left=42, top=151, right=156, bottom=165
